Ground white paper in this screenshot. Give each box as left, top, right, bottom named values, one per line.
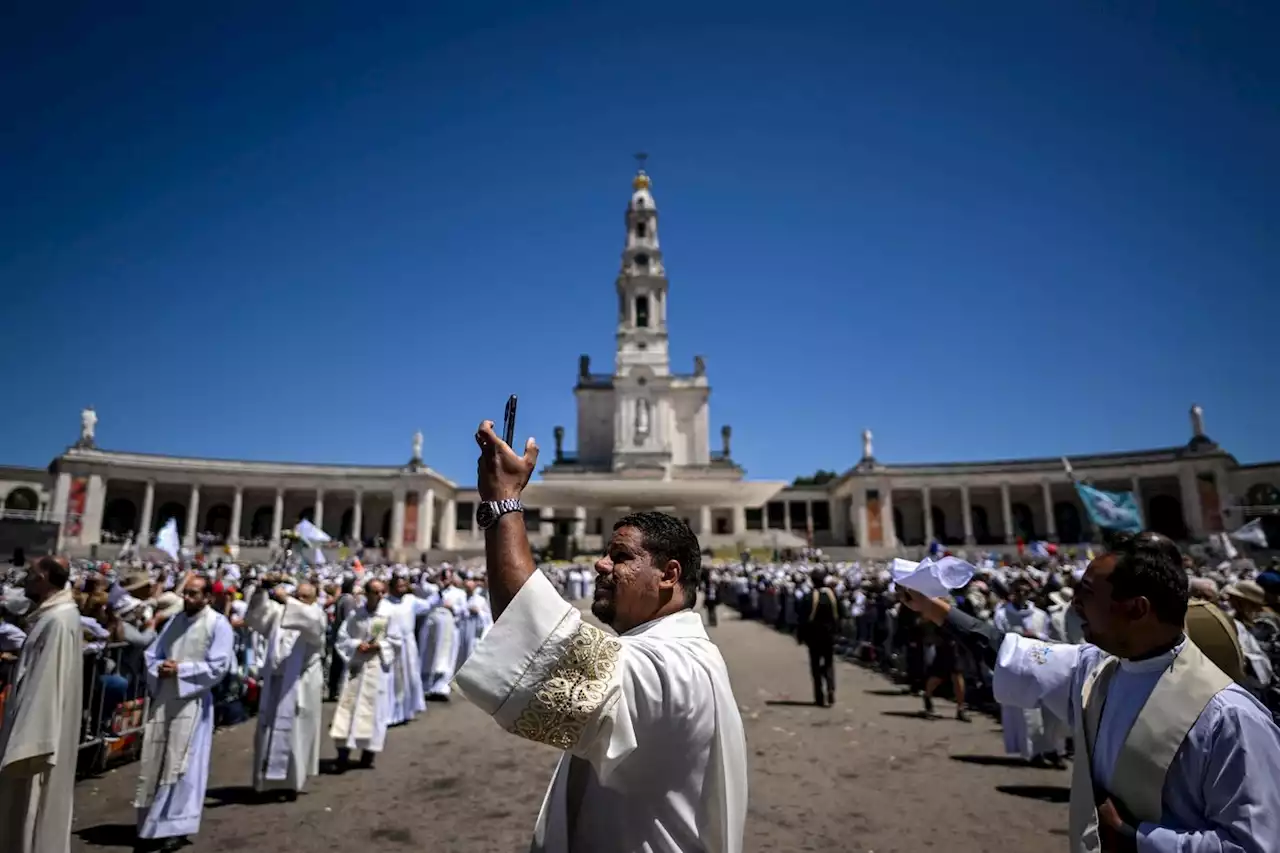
left=890, top=556, right=974, bottom=598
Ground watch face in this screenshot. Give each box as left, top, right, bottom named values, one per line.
left=476, top=502, right=496, bottom=528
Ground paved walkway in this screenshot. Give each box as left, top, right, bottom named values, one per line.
left=71, top=604, right=1067, bottom=852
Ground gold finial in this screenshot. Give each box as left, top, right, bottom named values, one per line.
left=632, top=151, right=650, bottom=189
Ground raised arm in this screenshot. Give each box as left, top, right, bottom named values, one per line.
left=474, top=419, right=539, bottom=620
left=280, top=599, right=327, bottom=648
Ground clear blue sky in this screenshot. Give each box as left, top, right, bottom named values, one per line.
left=2, top=2, right=1277, bottom=485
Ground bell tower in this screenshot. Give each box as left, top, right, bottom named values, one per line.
left=616, top=154, right=670, bottom=378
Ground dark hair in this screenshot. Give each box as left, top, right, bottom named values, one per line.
left=37, top=556, right=69, bottom=589
left=613, top=511, right=701, bottom=608
left=1105, top=531, right=1189, bottom=626
left=342, top=575, right=356, bottom=594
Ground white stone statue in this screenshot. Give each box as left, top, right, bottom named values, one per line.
left=862, top=428, right=873, bottom=459
left=412, top=430, right=423, bottom=460
left=80, top=406, right=97, bottom=444
left=636, top=399, right=651, bottom=437
left=1190, top=404, right=1206, bottom=437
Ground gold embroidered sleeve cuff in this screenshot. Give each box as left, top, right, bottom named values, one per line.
left=454, top=571, right=624, bottom=753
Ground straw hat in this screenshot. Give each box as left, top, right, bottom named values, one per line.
left=1223, top=580, right=1267, bottom=607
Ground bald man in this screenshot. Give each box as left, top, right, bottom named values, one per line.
left=245, top=580, right=327, bottom=799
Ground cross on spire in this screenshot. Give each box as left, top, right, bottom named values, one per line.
left=634, top=151, right=648, bottom=171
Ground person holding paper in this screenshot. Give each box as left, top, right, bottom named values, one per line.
left=455, top=420, right=747, bottom=853
left=900, top=532, right=1280, bottom=853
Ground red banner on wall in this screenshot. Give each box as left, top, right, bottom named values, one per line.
left=866, top=493, right=883, bottom=546
left=66, top=477, right=87, bottom=537
left=403, top=492, right=419, bottom=546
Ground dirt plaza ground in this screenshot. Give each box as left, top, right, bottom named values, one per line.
left=71, top=603, right=1068, bottom=853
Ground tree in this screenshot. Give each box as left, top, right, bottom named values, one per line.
left=792, top=469, right=838, bottom=487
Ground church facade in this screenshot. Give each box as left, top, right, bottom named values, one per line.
left=1, top=169, right=1278, bottom=560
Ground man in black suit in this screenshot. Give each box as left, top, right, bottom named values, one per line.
left=797, top=568, right=841, bottom=707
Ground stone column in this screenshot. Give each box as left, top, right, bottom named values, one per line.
left=52, top=471, right=71, bottom=552
left=804, top=500, right=814, bottom=537
left=82, top=474, right=107, bottom=545
left=961, top=485, right=974, bottom=545
left=313, top=489, right=325, bottom=532
left=922, top=486, right=934, bottom=543
left=830, top=497, right=848, bottom=543
left=782, top=502, right=792, bottom=533
left=731, top=505, right=746, bottom=536
left=352, top=490, right=364, bottom=544
left=1179, top=469, right=1205, bottom=539
left=140, top=480, right=155, bottom=544
left=391, top=489, right=406, bottom=549
left=881, top=485, right=896, bottom=549
left=230, top=487, right=243, bottom=545
left=1000, top=483, right=1014, bottom=544
left=1042, top=481, right=1057, bottom=540
left=851, top=490, right=867, bottom=549
left=572, top=506, right=587, bottom=539
left=539, top=507, right=555, bottom=537
left=439, top=499, right=457, bottom=549
left=271, top=488, right=284, bottom=546
left=417, top=487, right=435, bottom=550
left=699, top=505, right=713, bottom=536
left=1130, top=476, right=1144, bottom=524
left=185, top=484, right=201, bottom=547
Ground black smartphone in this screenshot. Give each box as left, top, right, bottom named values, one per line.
left=502, top=394, right=518, bottom=447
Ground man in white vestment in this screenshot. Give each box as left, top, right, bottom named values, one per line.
left=423, top=574, right=466, bottom=701
left=454, top=577, right=492, bottom=668
left=134, top=575, right=234, bottom=853
left=0, top=557, right=82, bottom=853
left=456, top=421, right=748, bottom=853
left=384, top=575, right=429, bottom=723
left=903, top=531, right=1280, bottom=853
left=329, top=578, right=401, bottom=771
left=245, top=580, right=327, bottom=799
left=992, top=579, right=1059, bottom=765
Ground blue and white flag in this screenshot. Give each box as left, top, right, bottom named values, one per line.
left=1028, top=541, right=1051, bottom=559
left=1075, top=483, right=1143, bottom=533
left=1229, top=518, right=1268, bottom=548
left=156, top=518, right=181, bottom=561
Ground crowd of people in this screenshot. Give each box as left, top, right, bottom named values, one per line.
left=1, top=533, right=1279, bottom=852
left=0, top=548, right=503, bottom=853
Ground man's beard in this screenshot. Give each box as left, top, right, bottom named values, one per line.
left=590, top=591, right=616, bottom=626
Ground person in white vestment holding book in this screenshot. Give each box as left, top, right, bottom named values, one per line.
left=245, top=580, right=327, bottom=800
left=0, top=557, right=82, bottom=853
left=455, top=420, right=748, bottom=853
left=328, top=578, right=401, bottom=772
left=134, top=574, right=235, bottom=853
left=902, top=531, right=1280, bottom=853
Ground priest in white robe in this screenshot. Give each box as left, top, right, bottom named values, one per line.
left=135, top=574, right=235, bottom=853
left=455, top=578, right=493, bottom=668
left=992, top=580, right=1055, bottom=763
left=0, top=557, right=82, bottom=853
left=245, top=581, right=327, bottom=799
left=423, top=577, right=467, bottom=700
left=329, top=578, right=401, bottom=770
left=384, top=575, right=429, bottom=724
left=902, top=531, right=1280, bottom=853
left=457, top=421, right=747, bottom=853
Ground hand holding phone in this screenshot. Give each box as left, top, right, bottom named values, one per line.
left=502, top=395, right=518, bottom=447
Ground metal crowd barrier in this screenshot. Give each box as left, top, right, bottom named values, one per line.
left=78, top=642, right=149, bottom=774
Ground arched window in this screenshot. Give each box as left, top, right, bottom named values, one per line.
left=1011, top=502, right=1036, bottom=540
left=892, top=507, right=904, bottom=544
left=971, top=505, right=992, bottom=544
left=1148, top=495, right=1187, bottom=540
left=155, top=502, right=187, bottom=535
left=204, top=504, right=231, bottom=539
left=635, top=295, right=650, bottom=328
left=250, top=506, right=274, bottom=539
left=102, top=498, right=138, bottom=536
left=930, top=505, right=948, bottom=543
left=340, top=508, right=355, bottom=541
left=1054, top=502, right=1083, bottom=543
left=4, top=487, right=39, bottom=513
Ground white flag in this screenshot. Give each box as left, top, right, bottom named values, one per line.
left=1215, top=532, right=1238, bottom=560
left=295, top=519, right=332, bottom=545
left=1229, top=518, right=1268, bottom=548
left=156, top=518, right=181, bottom=561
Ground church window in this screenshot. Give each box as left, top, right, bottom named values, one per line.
left=636, top=222, right=646, bottom=238
left=635, top=295, right=650, bottom=327
left=634, top=253, right=649, bottom=268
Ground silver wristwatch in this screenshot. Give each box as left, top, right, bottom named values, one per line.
left=476, top=498, right=523, bottom=530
